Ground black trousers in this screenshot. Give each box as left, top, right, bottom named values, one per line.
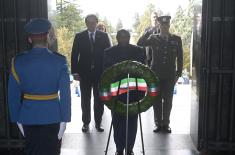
left=80, top=77, right=104, bottom=125
left=153, top=78, right=175, bottom=126
left=112, top=113, right=138, bottom=153
left=23, top=123, right=61, bottom=155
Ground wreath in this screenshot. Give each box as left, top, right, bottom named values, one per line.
left=99, top=60, right=159, bottom=116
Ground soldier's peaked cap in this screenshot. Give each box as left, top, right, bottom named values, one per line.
left=157, top=16, right=171, bottom=24
left=24, top=18, right=52, bottom=34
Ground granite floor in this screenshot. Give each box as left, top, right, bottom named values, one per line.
left=61, top=83, right=198, bottom=155
left=1, top=84, right=234, bottom=155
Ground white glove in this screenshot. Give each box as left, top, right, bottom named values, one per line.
left=58, top=122, right=67, bottom=140
left=17, top=122, right=24, bottom=137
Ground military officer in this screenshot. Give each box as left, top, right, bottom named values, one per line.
left=8, top=18, right=71, bottom=155
left=137, top=16, right=183, bottom=133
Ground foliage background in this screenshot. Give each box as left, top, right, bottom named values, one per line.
left=50, top=0, right=194, bottom=73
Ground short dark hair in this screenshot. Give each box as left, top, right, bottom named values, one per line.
left=85, top=14, right=98, bottom=23
left=116, top=29, right=130, bottom=39
left=151, top=12, right=158, bottom=18
left=31, top=37, right=48, bottom=47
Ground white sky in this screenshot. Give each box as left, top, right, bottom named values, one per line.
left=49, top=0, right=189, bottom=29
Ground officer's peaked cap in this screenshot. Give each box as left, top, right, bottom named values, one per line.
left=157, top=16, right=171, bottom=24
left=24, top=18, right=52, bottom=34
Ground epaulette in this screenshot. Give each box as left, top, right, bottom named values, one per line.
left=52, top=51, right=66, bottom=58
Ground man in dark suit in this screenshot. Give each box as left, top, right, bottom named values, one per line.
left=103, top=29, right=146, bottom=155
left=71, top=14, right=111, bottom=132
left=137, top=16, right=183, bottom=133
left=142, top=11, right=159, bottom=67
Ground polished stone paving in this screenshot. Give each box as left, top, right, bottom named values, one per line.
left=60, top=84, right=199, bottom=155
left=1, top=84, right=233, bottom=155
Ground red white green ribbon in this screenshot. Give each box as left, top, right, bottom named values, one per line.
left=100, top=90, right=111, bottom=101
left=148, top=84, right=158, bottom=96
left=100, top=79, right=158, bottom=100
left=110, top=78, right=147, bottom=96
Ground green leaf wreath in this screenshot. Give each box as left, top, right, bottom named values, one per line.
left=99, top=60, right=159, bottom=116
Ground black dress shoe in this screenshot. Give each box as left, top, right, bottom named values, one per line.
left=95, top=125, right=104, bottom=132
left=153, top=126, right=162, bottom=133
left=115, top=151, right=123, bottom=155
left=82, top=124, right=89, bottom=132
left=163, top=125, right=171, bottom=133
left=127, top=151, right=134, bottom=155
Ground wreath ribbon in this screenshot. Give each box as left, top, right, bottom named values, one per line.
left=99, top=60, right=159, bottom=116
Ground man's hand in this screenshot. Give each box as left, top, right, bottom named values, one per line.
left=73, top=73, right=80, bottom=81
left=58, top=122, right=67, bottom=140
left=175, top=76, right=179, bottom=84
left=17, top=122, right=24, bottom=136
left=175, top=71, right=181, bottom=83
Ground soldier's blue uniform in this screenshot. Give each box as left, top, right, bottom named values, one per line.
left=8, top=18, right=71, bottom=155
left=8, top=48, right=71, bottom=124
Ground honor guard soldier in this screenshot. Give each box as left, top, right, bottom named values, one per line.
left=137, top=16, right=183, bottom=133
left=8, top=18, right=71, bottom=155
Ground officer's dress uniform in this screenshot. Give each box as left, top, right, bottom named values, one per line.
left=8, top=19, right=71, bottom=155
left=103, top=44, right=146, bottom=155
left=137, top=17, right=183, bottom=129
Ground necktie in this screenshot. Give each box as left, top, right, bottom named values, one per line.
left=90, top=32, right=95, bottom=69
left=90, top=32, right=95, bottom=49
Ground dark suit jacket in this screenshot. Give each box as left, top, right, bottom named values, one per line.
left=103, top=44, right=146, bottom=103
left=103, top=44, right=146, bottom=69
left=71, top=30, right=111, bottom=81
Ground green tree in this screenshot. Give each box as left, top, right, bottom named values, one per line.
left=99, top=16, right=117, bottom=45
left=116, top=19, right=123, bottom=31
left=133, top=3, right=156, bottom=42
left=51, top=2, right=85, bottom=70
left=56, top=27, right=74, bottom=70
left=170, top=1, right=194, bottom=71
left=55, top=3, right=85, bottom=34
left=133, top=13, right=140, bottom=30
